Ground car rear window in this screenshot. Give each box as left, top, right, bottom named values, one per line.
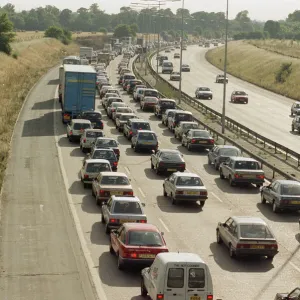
left=132, top=122, right=150, bottom=130
left=112, top=102, right=126, bottom=108
left=84, top=112, right=101, bottom=119
left=281, top=184, right=300, bottom=195
left=176, top=176, right=203, bottom=186
left=96, top=139, right=118, bottom=147
left=73, top=123, right=91, bottom=130
left=183, top=124, right=198, bottom=129
left=219, top=148, right=240, bottom=156
left=117, top=108, right=132, bottom=113
left=92, top=150, right=116, bottom=160
left=161, top=152, right=182, bottom=161
left=175, top=113, right=193, bottom=121
left=192, top=131, right=210, bottom=138
left=163, top=62, right=173, bottom=67
left=145, top=90, right=158, bottom=97
left=101, top=176, right=129, bottom=185
left=167, top=268, right=184, bottom=288
left=86, top=131, right=104, bottom=138
left=239, top=224, right=274, bottom=239
left=138, top=133, right=156, bottom=140
left=234, top=161, right=260, bottom=170
left=113, top=201, right=142, bottom=214
left=160, top=101, right=175, bottom=107
left=120, top=115, right=135, bottom=120
left=188, top=268, right=205, bottom=288
left=86, top=163, right=111, bottom=173
left=128, top=231, right=163, bottom=246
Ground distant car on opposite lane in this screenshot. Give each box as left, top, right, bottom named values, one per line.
left=231, top=91, right=248, bottom=104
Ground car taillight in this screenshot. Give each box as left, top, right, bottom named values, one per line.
left=234, top=173, right=242, bottom=178
left=200, top=191, right=207, bottom=196
left=123, top=191, right=133, bottom=196
left=84, top=174, right=89, bottom=179
left=157, top=294, right=164, bottom=300
left=83, top=138, right=86, bottom=143
left=207, top=295, right=213, bottom=300
left=256, top=175, right=265, bottom=179
left=176, top=191, right=183, bottom=194
left=114, top=149, right=120, bottom=154
left=111, top=108, right=115, bottom=112
left=191, top=139, right=196, bottom=143
left=113, top=162, right=118, bottom=166
left=130, top=252, right=138, bottom=258
left=236, top=243, right=250, bottom=249
left=209, top=139, right=214, bottom=144
left=281, top=199, right=289, bottom=204
left=109, top=218, right=117, bottom=223
left=137, top=219, right=147, bottom=223
left=69, top=130, right=73, bottom=135
left=129, top=131, right=133, bottom=135
left=159, top=162, right=164, bottom=166
left=99, top=189, right=110, bottom=196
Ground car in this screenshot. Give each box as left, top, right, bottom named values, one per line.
left=67, top=119, right=92, bottom=142
left=163, top=172, right=208, bottom=206
left=174, top=121, right=198, bottom=140
left=154, top=98, right=176, bottom=118
left=231, top=91, right=248, bottom=104
left=123, top=119, right=151, bottom=140
left=292, top=116, right=300, bottom=132
left=133, top=85, right=147, bottom=99
left=140, top=96, right=159, bottom=111
left=127, top=79, right=143, bottom=94
left=131, top=130, right=158, bottom=152
left=90, top=137, right=120, bottom=159
left=174, top=53, right=180, bottom=58
left=91, top=172, right=134, bottom=205
left=204, top=42, right=210, bottom=47
left=80, top=129, right=105, bottom=153
left=102, top=93, right=120, bottom=108
left=219, top=157, right=265, bottom=187
left=112, top=106, right=133, bottom=122
left=170, top=72, right=180, bottom=81
left=110, top=223, right=168, bottom=269
left=195, top=87, right=213, bottom=100
left=119, top=68, right=131, bottom=75
left=291, top=102, right=300, bottom=116
left=134, top=87, right=147, bottom=101
left=275, top=287, right=300, bottom=300
left=107, top=102, right=127, bottom=118
left=216, top=74, right=228, bottom=83
left=182, top=129, right=214, bottom=151
left=216, top=216, right=278, bottom=260
left=140, top=88, right=159, bottom=103
left=102, top=196, right=147, bottom=234
left=165, top=49, right=171, bottom=53
left=261, top=180, right=300, bottom=213
left=77, top=110, right=103, bottom=129
left=181, top=64, right=190, bottom=72
left=116, top=113, right=137, bottom=132
left=105, top=88, right=120, bottom=96
left=151, top=149, right=185, bottom=175
left=167, top=111, right=193, bottom=132
left=99, top=85, right=113, bottom=98
left=208, top=145, right=242, bottom=170
left=175, top=45, right=180, bottom=49
left=80, top=159, right=112, bottom=188
left=213, top=42, right=218, bottom=46
left=98, top=82, right=111, bottom=93
left=162, top=109, right=181, bottom=126
left=87, top=148, right=118, bottom=171
left=105, top=97, right=123, bottom=111
left=182, top=46, right=187, bottom=50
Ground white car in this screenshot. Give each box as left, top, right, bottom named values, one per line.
left=80, top=129, right=105, bottom=153
left=112, top=106, right=133, bottom=121
left=67, top=119, right=92, bottom=142
left=174, top=121, right=199, bottom=140
left=107, top=102, right=127, bottom=118
left=195, top=87, right=213, bottom=100
left=140, top=96, right=158, bottom=111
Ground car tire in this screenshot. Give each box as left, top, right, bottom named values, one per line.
left=109, top=242, right=114, bottom=254
left=117, top=253, right=124, bottom=270
left=141, top=279, right=148, bottom=297
left=229, top=176, right=235, bottom=186
left=261, top=193, right=266, bottom=204
left=272, top=201, right=279, bottom=213
left=151, top=162, right=154, bottom=169
left=216, top=230, right=223, bottom=244
left=163, top=186, right=167, bottom=197
left=83, top=183, right=88, bottom=189
left=105, top=224, right=110, bottom=235
left=292, top=125, right=294, bottom=131
left=215, top=162, right=220, bottom=170
left=187, top=143, right=191, bottom=151
left=229, top=244, right=236, bottom=258
left=171, top=196, right=177, bottom=205
left=131, top=143, right=134, bottom=148
left=220, top=170, right=225, bottom=179
left=200, top=201, right=205, bottom=207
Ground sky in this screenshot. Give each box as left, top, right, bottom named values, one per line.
left=5, top=0, right=300, bottom=21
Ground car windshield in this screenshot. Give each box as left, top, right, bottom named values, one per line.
left=86, top=131, right=104, bottom=138
left=183, top=124, right=197, bottom=129
left=138, top=133, right=156, bottom=140
left=128, top=231, right=163, bottom=246
left=192, top=131, right=210, bottom=138
left=120, top=115, right=135, bottom=120
left=145, top=90, right=158, bottom=97
left=132, top=123, right=150, bottom=130
left=144, top=97, right=158, bottom=102
left=86, top=163, right=111, bottom=173
left=92, top=150, right=116, bottom=160
left=73, top=123, right=91, bottom=130
left=219, top=148, right=240, bottom=156
left=84, top=112, right=101, bottom=119
left=176, top=176, right=203, bottom=186
left=161, top=152, right=181, bottom=161
left=164, top=63, right=172, bottom=67
left=160, top=101, right=175, bottom=107
left=234, top=161, right=260, bottom=170
left=113, top=201, right=142, bottom=214
left=281, top=184, right=300, bottom=195
left=239, top=224, right=274, bottom=239
left=235, top=91, right=246, bottom=95
left=176, top=114, right=193, bottom=121
left=199, top=87, right=210, bottom=91
left=96, top=139, right=118, bottom=147
left=101, top=176, right=129, bottom=185
left=294, top=104, right=300, bottom=108
left=112, top=103, right=126, bottom=108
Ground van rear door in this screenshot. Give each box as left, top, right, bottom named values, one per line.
left=164, top=264, right=186, bottom=300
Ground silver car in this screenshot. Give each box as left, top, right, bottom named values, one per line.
left=163, top=172, right=208, bottom=206
left=67, top=119, right=92, bottom=142
left=170, top=72, right=180, bottom=81
left=102, top=93, right=119, bottom=108
left=80, top=159, right=112, bottom=188
left=208, top=145, right=241, bottom=170
left=131, top=130, right=158, bottom=152
left=115, top=113, right=137, bottom=132
left=101, top=196, right=147, bottom=233
left=112, top=106, right=133, bottom=122
left=174, top=121, right=198, bottom=140
left=107, top=102, right=127, bottom=118
left=80, top=129, right=105, bottom=153
left=291, top=101, right=300, bottom=116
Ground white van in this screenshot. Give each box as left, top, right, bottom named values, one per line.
left=162, top=61, right=174, bottom=74
left=141, top=252, right=213, bottom=300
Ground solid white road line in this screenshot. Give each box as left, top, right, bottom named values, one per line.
left=124, top=166, right=130, bottom=175
left=211, top=192, right=223, bottom=203
left=289, top=261, right=300, bottom=273
left=138, top=187, right=146, bottom=198
left=159, top=218, right=170, bottom=233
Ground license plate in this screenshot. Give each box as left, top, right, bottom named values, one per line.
left=184, top=191, right=198, bottom=195
left=120, top=219, right=135, bottom=223
left=139, top=254, right=155, bottom=259
left=250, top=245, right=265, bottom=249
left=110, top=191, right=123, bottom=195
left=190, top=297, right=200, bottom=300
left=143, top=142, right=153, bottom=145
left=291, top=200, right=300, bottom=204
left=198, top=141, right=207, bottom=144
left=167, top=169, right=177, bottom=171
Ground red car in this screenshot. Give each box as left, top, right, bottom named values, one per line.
left=109, top=223, right=169, bottom=270
left=231, top=91, right=248, bottom=104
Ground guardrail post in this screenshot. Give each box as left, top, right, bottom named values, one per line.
left=255, top=134, right=257, bottom=143
left=274, top=144, right=277, bottom=154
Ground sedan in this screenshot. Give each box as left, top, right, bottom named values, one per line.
left=80, top=129, right=105, bottom=153
left=174, top=53, right=180, bottom=58
left=110, top=223, right=168, bottom=269
left=102, top=196, right=146, bottom=234
left=140, top=96, right=159, bottom=111
left=163, top=172, right=208, bottom=206
left=77, top=110, right=103, bottom=129
left=131, top=130, right=158, bottom=152
left=87, top=148, right=118, bottom=171
left=90, top=137, right=120, bottom=160
left=208, top=145, right=241, bottom=170
left=107, top=102, right=127, bottom=119
left=170, top=72, right=180, bottom=81
left=261, top=180, right=300, bottom=213
left=231, top=91, right=248, bottom=104
left=216, top=216, right=278, bottom=260
left=181, top=64, right=190, bottom=72
left=112, top=106, right=133, bottom=122
left=92, top=172, right=134, bottom=205
left=182, top=129, right=214, bottom=151
left=195, top=87, right=213, bottom=100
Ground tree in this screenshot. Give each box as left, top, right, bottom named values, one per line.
left=59, top=9, right=72, bottom=28
left=287, top=10, right=300, bottom=22
left=113, top=24, right=131, bottom=38
left=0, top=12, right=15, bottom=54
left=99, top=27, right=107, bottom=34
left=129, top=23, right=139, bottom=36
left=44, top=25, right=72, bottom=44
left=264, top=20, right=280, bottom=38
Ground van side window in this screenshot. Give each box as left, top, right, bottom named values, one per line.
left=188, top=268, right=205, bottom=288
left=167, top=268, right=184, bottom=288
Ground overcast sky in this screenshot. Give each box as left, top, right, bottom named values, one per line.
left=7, top=0, right=299, bottom=21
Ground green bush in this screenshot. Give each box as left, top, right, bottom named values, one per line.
left=275, top=62, right=292, bottom=83
left=12, top=51, right=18, bottom=59
left=45, top=26, right=72, bottom=44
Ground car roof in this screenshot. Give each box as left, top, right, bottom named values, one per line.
left=229, top=157, right=258, bottom=162
left=173, top=172, right=199, bottom=177
left=156, top=252, right=205, bottom=264
left=215, top=145, right=239, bottom=149
left=72, top=119, right=91, bottom=124
left=273, top=179, right=300, bottom=185
left=137, top=130, right=155, bottom=134
left=180, top=121, right=197, bottom=125
left=231, top=216, right=267, bottom=225
left=159, top=149, right=180, bottom=153
left=160, top=98, right=176, bottom=102
left=100, top=172, right=127, bottom=176
left=130, top=119, right=148, bottom=123
left=94, top=148, right=115, bottom=152
left=84, top=129, right=103, bottom=132
left=124, top=223, right=159, bottom=231
left=85, top=159, right=110, bottom=164
left=175, top=110, right=192, bottom=115
left=111, top=195, right=139, bottom=202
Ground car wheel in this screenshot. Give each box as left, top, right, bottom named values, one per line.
left=229, top=176, right=235, bottom=186
left=215, top=162, right=220, bottom=170
left=208, top=156, right=211, bottom=164
left=216, top=230, right=223, bottom=244
left=163, top=186, right=167, bottom=197
left=131, top=143, right=134, bottom=148
left=220, top=170, right=225, bottom=179
left=292, top=125, right=294, bottom=131
left=187, top=143, right=191, bottom=151
left=272, top=201, right=279, bottom=213
left=171, top=195, right=177, bottom=205
left=261, top=193, right=266, bottom=204
left=267, top=255, right=274, bottom=261
left=151, top=162, right=154, bottom=169
left=200, top=201, right=205, bottom=207
left=117, top=253, right=124, bottom=270
left=141, top=279, right=148, bottom=297
left=83, top=183, right=88, bottom=189
left=105, top=224, right=110, bottom=234
left=229, top=244, right=235, bottom=258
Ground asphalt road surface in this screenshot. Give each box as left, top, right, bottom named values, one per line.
left=1, top=55, right=299, bottom=300
left=152, top=45, right=299, bottom=153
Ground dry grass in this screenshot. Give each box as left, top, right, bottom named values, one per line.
left=248, top=39, right=300, bottom=59
left=206, top=40, right=300, bottom=100
left=0, top=38, right=79, bottom=189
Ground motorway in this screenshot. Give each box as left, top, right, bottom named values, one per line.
left=0, top=55, right=300, bottom=300
left=152, top=45, right=299, bottom=153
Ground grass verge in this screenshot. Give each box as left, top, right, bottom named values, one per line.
left=0, top=38, right=79, bottom=189
left=205, top=40, right=300, bottom=100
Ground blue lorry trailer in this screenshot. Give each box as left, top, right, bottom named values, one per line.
left=61, top=65, right=96, bottom=123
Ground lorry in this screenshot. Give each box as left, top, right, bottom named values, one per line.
left=80, top=47, right=93, bottom=62
left=97, top=52, right=110, bottom=66
left=61, top=65, right=97, bottom=123
left=103, top=43, right=112, bottom=53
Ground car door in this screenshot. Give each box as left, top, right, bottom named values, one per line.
left=111, top=226, right=125, bottom=253
left=227, top=221, right=238, bottom=249
left=165, top=174, right=176, bottom=195
left=81, top=161, right=86, bottom=178
left=124, top=120, right=131, bottom=134
left=92, top=173, right=101, bottom=195
left=219, top=218, right=233, bottom=246
left=222, top=158, right=232, bottom=177
left=209, top=147, right=218, bottom=162
left=102, top=197, right=112, bottom=222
